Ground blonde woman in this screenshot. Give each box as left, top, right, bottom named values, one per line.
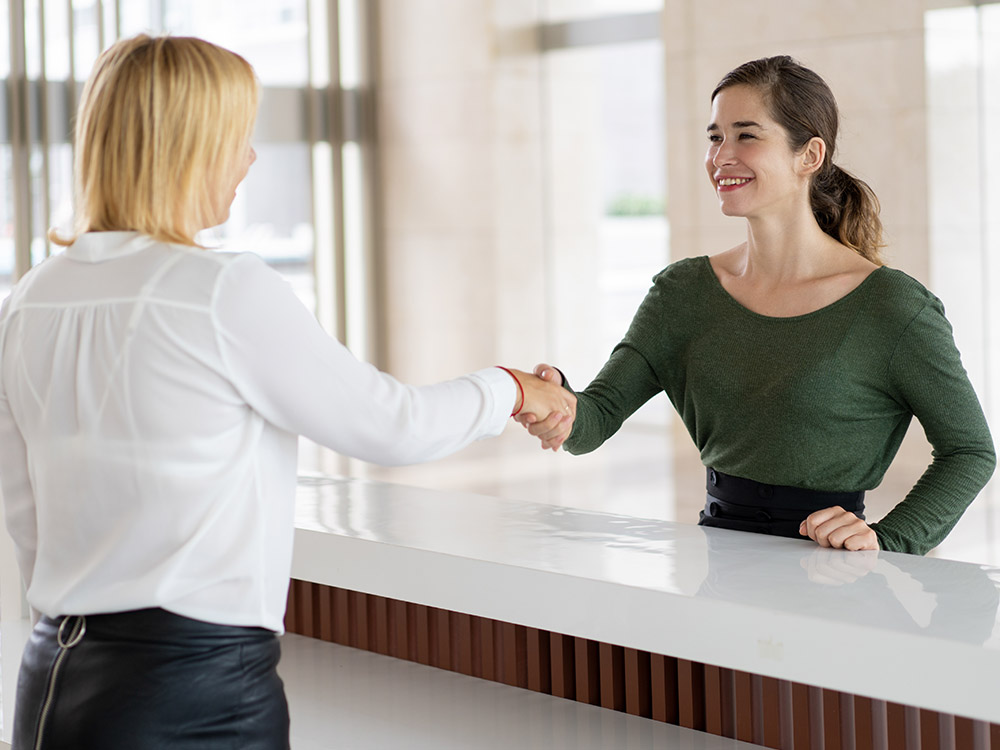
left=0, top=35, right=574, bottom=749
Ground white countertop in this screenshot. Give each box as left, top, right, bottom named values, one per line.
left=292, top=475, right=1000, bottom=724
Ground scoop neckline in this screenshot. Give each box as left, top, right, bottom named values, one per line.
left=699, top=255, right=886, bottom=322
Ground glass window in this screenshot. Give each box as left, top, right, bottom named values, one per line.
left=543, top=0, right=662, bottom=23
left=544, top=39, right=669, bottom=427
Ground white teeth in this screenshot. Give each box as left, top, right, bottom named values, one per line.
left=718, top=177, right=751, bottom=186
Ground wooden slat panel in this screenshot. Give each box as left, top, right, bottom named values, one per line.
left=624, top=648, right=651, bottom=718
left=955, top=717, right=974, bottom=750
left=550, top=633, right=575, bottom=700
left=822, top=688, right=841, bottom=749
left=721, top=669, right=736, bottom=739
left=526, top=628, right=552, bottom=694
left=451, top=612, right=473, bottom=676
left=317, top=584, right=333, bottom=642
left=650, top=654, right=678, bottom=725
left=333, top=588, right=350, bottom=645
left=920, top=709, right=940, bottom=750
left=733, top=670, right=753, bottom=742
left=760, top=676, right=781, bottom=749
left=677, top=659, right=706, bottom=731
left=575, top=638, right=601, bottom=706
left=412, top=603, right=430, bottom=666
left=705, top=665, right=723, bottom=735
left=991, top=723, right=1000, bottom=749
left=854, top=696, right=874, bottom=750
left=371, top=595, right=389, bottom=655
left=500, top=622, right=527, bottom=688
left=791, top=682, right=811, bottom=750
left=348, top=590, right=367, bottom=649
left=300, top=580, right=316, bottom=637
left=886, top=702, right=907, bottom=750
left=599, top=643, right=625, bottom=711
left=430, top=608, right=451, bottom=671
left=388, top=599, right=407, bottom=659
left=479, top=617, right=496, bottom=681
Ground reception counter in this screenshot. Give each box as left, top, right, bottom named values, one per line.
left=287, top=475, right=1000, bottom=749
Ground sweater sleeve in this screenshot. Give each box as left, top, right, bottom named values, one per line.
left=563, top=275, right=668, bottom=455
left=869, top=300, right=996, bottom=554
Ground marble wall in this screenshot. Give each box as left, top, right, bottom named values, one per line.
left=376, top=0, right=950, bottom=382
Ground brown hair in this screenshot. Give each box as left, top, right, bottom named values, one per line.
left=712, top=56, right=884, bottom=264
left=53, top=34, right=259, bottom=247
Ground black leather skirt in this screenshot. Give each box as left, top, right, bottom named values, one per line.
left=14, top=608, right=289, bottom=750
left=699, top=467, right=866, bottom=540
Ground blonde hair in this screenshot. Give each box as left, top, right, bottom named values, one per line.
left=53, top=34, right=259, bottom=247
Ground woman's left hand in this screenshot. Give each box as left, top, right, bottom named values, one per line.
left=799, top=507, right=879, bottom=551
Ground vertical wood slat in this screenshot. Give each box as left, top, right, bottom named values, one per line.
left=372, top=596, right=389, bottom=655
left=526, top=628, right=551, bottom=694
left=598, top=643, right=625, bottom=711
left=650, top=654, right=678, bottom=725
left=479, top=617, right=496, bottom=681
left=451, top=612, right=473, bottom=676
left=920, top=709, right=941, bottom=750
left=760, top=676, right=782, bottom=749
left=791, top=682, right=811, bottom=750
left=822, top=688, right=842, bottom=750
left=955, top=717, right=974, bottom=750
left=317, top=584, right=333, bottom=642
left=575, top=638, right=601, bottom=706
left=333, top=588, right=350, bottom=645
left=550, top=633, right=575, bottom=700
left=624, top=648, right=651, bottom=718
left=720, top=669, right=736, bottom=739
left=733, top=670, right=753, bottom=743
left=677, top=659, right=705, bottom=731
left=886, top=702, right=907, bottom=750
left=412, top=603, right=430, bottom=665
left=705, top=664, right=723, bottom=735
left=389, top=599, right=407, bottom=659
left=855, top=696, right=875, bottom=750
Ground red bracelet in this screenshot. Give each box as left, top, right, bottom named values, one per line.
left=495, top=366, right=524, bottom=417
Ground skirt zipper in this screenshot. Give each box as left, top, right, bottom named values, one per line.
left=34, top=616, right=86, bottom=750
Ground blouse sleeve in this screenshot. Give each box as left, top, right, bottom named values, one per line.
left=0, top=296, right=38, bottom=591
left=870, top=299, right=996, bottom=554
left=211, top=253, right=515, bottom=466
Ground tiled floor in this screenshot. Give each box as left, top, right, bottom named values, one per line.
left=302, top=414, right=1000, bottom=566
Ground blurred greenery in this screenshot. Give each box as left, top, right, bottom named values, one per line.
left=605, top=193, right=665, bottom=217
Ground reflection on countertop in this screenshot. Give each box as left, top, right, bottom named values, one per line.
left=295, top=474, right=1000, bottom=649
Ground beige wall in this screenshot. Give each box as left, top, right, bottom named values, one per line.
left=662, top=0, right=931, bottom=281
left=376, top=0, right=549, bottom=383
left=376, top=1, right=952, bottom=384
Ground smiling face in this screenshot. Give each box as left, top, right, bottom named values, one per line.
left=705, top=84, right=819, bottom=221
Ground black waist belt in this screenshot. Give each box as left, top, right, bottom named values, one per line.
left=700, top=467, right=865, bottom=539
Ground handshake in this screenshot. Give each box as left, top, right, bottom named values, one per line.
left=503, top=363, right=575, bottom=452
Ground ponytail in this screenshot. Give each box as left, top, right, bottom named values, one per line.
left=811, top=163, right=884, bottom=265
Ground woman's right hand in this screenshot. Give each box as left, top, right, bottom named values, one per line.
left=501, top=366, right=575, bottom=451
left=512, top=363, right=573, bottom=451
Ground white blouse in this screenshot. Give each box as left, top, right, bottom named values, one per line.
left=0, top=232, right=514, bottom=632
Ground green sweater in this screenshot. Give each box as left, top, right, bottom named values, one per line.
left=564, top=256, right=996, bottom=555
